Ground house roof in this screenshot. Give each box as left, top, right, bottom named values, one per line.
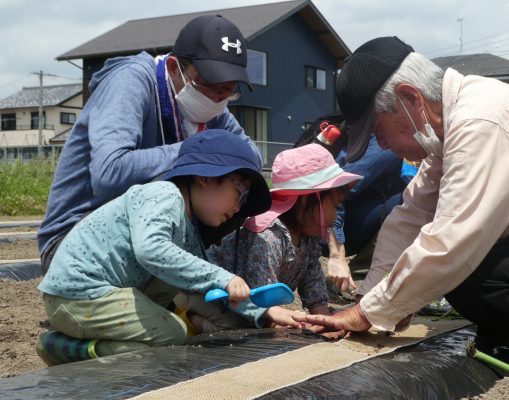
left=0, top=83, right=82, bottom=110
left=433, top=53, right=509, bottom=78
left=49, top=127, right=72, bottom=143
left=57, top=0, right=350, bottom=62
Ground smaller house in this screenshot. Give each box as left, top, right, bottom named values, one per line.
left=0, top=83, right=82, bottom=147
left=433, top=53, right=509, bottom=83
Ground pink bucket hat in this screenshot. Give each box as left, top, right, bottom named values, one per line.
left=244, top=143, right=362, bottom=234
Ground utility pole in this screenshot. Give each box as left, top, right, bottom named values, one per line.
left=37, top=70, right=43, bottom=157
left=31, top=71, right=57, bottom=158
left=457, top=18, right=464, bottom=54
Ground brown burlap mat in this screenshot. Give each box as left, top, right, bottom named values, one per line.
left=129, top=317, right=470, bottom=400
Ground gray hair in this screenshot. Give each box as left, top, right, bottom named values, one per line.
left=374, top=52, right=444, bottom=113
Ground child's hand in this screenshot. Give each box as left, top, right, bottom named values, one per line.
left=265, top=306, right=306, bottom=329
left=327, top=256, right=356, bottom=295
left=225, top=276, right=250, bottom=307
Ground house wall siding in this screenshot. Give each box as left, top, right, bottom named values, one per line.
left=62, top=95, right=83, bottom=109
left=239, top=13, right=337, bottom=143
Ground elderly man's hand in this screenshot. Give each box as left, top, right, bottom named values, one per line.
left=293, top=303, right=371, bottom=339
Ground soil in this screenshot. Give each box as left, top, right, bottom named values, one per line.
left=0, top=240, right=39, bottom=260
left=0, top=277, right=48, bottom=378
left=0, top=228, right=507, bottom=399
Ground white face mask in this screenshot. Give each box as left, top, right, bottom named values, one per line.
left=398, top=97, right=443, bottom=158
left=171, top=62, right=229, bottom=123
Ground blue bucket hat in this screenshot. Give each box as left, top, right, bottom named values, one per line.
left=160, top=129, right=271, bottom=217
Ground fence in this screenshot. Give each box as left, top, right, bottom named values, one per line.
left=0, top=145, right=63, bottom=161
left=254, top=141, right=293, bottom=170
left=0, top=141, right=294, bottom=169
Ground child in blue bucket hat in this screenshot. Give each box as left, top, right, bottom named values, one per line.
left=36, top=129, right=272, bottom=365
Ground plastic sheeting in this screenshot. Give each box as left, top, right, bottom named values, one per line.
left=0, top=327, right=499, bottom=400
left=0, top=260, right=41, bottom=281
left=0, top=221, right=40, bottom=229
left=261, top=327, right=499, bottom=399
left=0, top=232, right=37, bottom=243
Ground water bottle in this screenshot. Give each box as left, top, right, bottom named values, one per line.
left=316, top=121, right=341, bottom=146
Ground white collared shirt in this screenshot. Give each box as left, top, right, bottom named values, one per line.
left=359, top=68, right=509, bottom=330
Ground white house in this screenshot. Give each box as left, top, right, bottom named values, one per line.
left=0, top=83, right=82, bottom=147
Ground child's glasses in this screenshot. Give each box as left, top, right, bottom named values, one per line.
left=231, top=179, right=250, bottom=207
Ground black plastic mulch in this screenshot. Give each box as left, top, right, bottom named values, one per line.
left=0, top=326, right=500, bottom=400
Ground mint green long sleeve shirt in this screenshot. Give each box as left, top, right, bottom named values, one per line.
left=38, top=181, right=235, bottom=300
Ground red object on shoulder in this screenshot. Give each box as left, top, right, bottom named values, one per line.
left=317, top=121, right=341, bottom=145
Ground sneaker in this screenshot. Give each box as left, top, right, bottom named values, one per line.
left=36, top=331, right=98, bottom=366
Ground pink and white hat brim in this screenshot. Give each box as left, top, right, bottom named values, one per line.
left=243, top=195, right=297, bottom=233
left=244, top=165, right=362, bottom=233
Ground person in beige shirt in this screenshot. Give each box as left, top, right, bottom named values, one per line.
left=294, top=36, right=509, bottom=351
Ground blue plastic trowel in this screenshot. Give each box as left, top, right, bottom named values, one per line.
left=204, top=282, right=294, bottom=308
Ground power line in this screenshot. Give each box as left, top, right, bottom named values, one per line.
left=425, top=30, right=509, bottom=56
left=0, top=74, right=32, bottom=90
left=465, top=35, right=509, bottom=47
left=491, top=50, right=509, bottom=57
left=45, top=74, right=82, bottom=81
left=461, top=37, right=509, bottom=53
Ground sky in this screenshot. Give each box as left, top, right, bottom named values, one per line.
left=1, top=0, right=509, bottom=99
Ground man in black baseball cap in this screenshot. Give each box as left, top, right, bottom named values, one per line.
left=337, top=36, right=413, bottom=162
left=295, top=36, right=509, bottom=362
left=39, top=14, right=262, bottom=275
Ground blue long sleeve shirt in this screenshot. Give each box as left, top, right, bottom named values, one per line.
left=333, top=135, right=403, bottom=243
left=38, top=51, right=261, bottom=254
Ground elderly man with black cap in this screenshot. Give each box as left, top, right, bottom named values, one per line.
left=295, top=36, right=509, bottom=356
left=38, top=15, right=260, bottom=274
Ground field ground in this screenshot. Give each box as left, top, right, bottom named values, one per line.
left=0, top=220, right=507, bottom=399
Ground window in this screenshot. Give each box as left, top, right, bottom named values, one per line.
left=243, top=107, right=268, bottom=142
left=247, top=50, right=267, bottom=86
left=229, top=105, right=269, bottom=166
left=1, top=113, right=16, bottom=131
left=31, top=112, right=46, bottom=129
left=305, top=67, right=326, bottom=90
left=229, top=106, right=268, bottom=142
left=60, top=112, right=76, bottom=124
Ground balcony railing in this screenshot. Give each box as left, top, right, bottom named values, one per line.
left=0, top=124, right=55, bottom=131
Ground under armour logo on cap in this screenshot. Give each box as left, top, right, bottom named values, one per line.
left=172, top=15, right=251, bottom=88
left=221, top=37, right=242, bottom=54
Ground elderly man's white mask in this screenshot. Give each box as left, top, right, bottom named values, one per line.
left=398, top=97, right=443, bottom=158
